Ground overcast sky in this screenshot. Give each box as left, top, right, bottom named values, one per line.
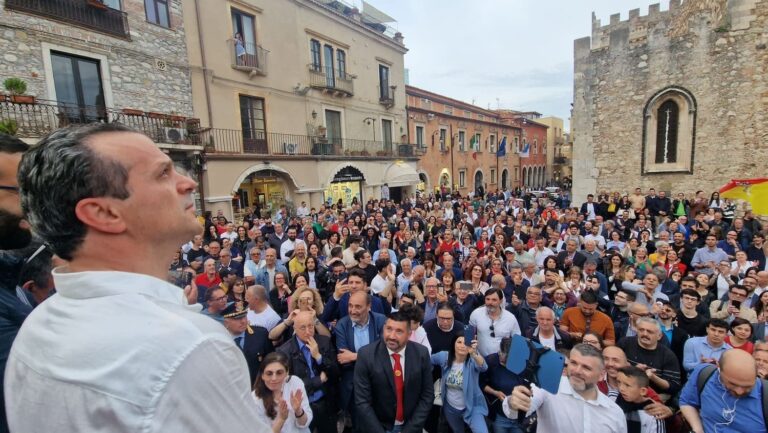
left=362, top=0, right=671, bottom=128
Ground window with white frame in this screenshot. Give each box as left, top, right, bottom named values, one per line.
left=459, top=170, right=466, bottom=188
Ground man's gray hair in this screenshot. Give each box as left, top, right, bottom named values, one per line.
left=247, top=284, right=269, bottom=301
left=18, top=123, right=134, bottom=260
left=535, top=306, right=555, bottom=319
left=636, top=316, right=661, bottom=332
left=571, top=343, right=604, bottom=367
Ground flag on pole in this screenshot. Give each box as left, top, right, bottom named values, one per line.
left=496, top=137, right=507, bottom=157
left=519, top=141, right=530, bottom=158
left=470, top=134, right=479, bottom=151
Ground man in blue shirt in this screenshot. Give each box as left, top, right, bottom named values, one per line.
left=682, top=319, right=732, bottom=373
left=680, top=349, right=767, bottom=433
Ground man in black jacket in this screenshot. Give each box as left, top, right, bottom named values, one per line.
left=354, top=311, right=433, bottom=433
left=278, top=311, right=339, bottom=433
left=222, top=302, right=273, bottom=383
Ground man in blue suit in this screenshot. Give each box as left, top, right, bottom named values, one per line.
left=335, top=290, right=386, bottom=431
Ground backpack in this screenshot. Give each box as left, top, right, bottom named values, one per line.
left=696, top=364, right=768, bottom=428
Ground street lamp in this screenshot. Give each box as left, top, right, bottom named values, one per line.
left=363, top=117, right=376, bottom=141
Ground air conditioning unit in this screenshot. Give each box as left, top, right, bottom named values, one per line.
left=284, top=142, right=298, bottom=155
left=162, top=127, right=187, bottom=144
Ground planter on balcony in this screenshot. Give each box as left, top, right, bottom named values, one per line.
left=121, top=108, right=144, bottom=116
left=87, top=0, right=108, bottom=10
left=169, top=115, right=186, bottom=122
left=376, top=151, right=387, bottom=157
left=10, top=95, right=35, bottom=104
left=146, top=111, right=167, bottom=119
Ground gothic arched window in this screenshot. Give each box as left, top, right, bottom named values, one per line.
left=642, top=87, right=696, bottom=174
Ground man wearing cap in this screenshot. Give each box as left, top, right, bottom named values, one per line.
left=278, top=311, right=339, bottom=433
left=222, top=302, right=273, bottom=382
left=502, top=247, right=520, bottom=275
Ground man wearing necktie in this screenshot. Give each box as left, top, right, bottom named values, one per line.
left=278, top=311, right=339, bottom=433
left=354, top=311, right=433, bottom=433
left=222, top=302, right=273, bottom=382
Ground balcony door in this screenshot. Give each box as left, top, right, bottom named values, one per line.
left=240, top=95, right=267, bottom=153
left=323, top=45, right=335, bottom=88
left=51, top=52, right=105, bottom=124
left=381, top=119, right=392, bottom=152
left=325, top=110, right=342, bottom=147
left=232, top=9, right=257, bottom=66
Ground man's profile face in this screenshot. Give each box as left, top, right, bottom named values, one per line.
left=0, top=151, right=31, bottom=249
left=101, top=133, right=199, bottom=244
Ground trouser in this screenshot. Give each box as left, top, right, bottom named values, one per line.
left=491, top=416, right=524, bottom=433
left=443, top=402, right=489, bottom=433
left=309, top=398, right=337, bottom=433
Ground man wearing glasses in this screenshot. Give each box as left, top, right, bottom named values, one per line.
left=677, top=287, right=708, bottom=337
left=710, top=284, right=757, bottom=323
left=469, top=288, right=521, bottom=357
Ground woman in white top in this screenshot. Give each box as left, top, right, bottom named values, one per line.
left=253, top=352, right=313, bottom=433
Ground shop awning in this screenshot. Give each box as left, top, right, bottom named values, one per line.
left=384, top=163, right=419, bottom=187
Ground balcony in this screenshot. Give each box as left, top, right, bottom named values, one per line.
left=379, top=86, right=395, bottom=108
left=6, top=0, right=130, bottom=40
left=308, top=65, right=354, bottom=97
left=200, top=129, right=420, bottom=159
left=229, top=39, right=268, bottom=77
left=0, top=98, right=201, bottom=146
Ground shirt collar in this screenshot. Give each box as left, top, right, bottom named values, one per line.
left=387, top=346, right=406, bottom=358
left=52, top=268, right=191, bottom=306
left=559, top=377, right=616, bottom=407
left=353, top=315, right=370, bottom=329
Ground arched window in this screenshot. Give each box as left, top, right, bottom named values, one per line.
left=642, top=86, right=696, bottom=174
left=655, top=100, right=679, bottom=164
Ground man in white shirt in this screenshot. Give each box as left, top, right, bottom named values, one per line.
left=469, top=288, right=521, bottom=357
left=279, top=226, right=298, bottom=264
left=245, top=284, right=281, bottom=331
left=504, top=343, right=627, bottom=433
left=6, top=123, right=268, bottom=432
left=296, top=201, right=310, bottom=218
left=528, top=237, right=555, bottom=269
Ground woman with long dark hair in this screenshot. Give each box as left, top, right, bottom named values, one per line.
left=431, top=334, right=488, bottom=433
left=252, top=352, right=311, bottom=433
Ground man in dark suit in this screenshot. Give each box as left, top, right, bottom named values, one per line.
left=555, top=239, right=587, bottom=272
left=221, top=302, right=273, bottom=382
left=354, top=311, right=434, bottom=433
left=579, top=193, right=598, bottom=220
left=335, top=290, right=387, bottom=429
left=278, top=311, right=339, bottom=433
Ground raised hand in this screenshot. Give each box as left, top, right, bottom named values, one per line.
left=290, top=389, right=304, bottom=413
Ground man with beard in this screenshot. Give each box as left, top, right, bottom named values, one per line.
left=617, top=317, right=682, bottom=398
left=505, top=343, right=627, bottom=432
left=0, top=134, right=32, bottom=433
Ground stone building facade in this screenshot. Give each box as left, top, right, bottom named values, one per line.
left=571, top=0, right=768, bottom=204
left=0, top=0, right=193, bottom=116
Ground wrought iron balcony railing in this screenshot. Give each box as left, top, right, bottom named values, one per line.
left=6, top=0, right=130, bottom=39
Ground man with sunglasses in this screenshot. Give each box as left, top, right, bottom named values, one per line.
left=469, top=288, right=521, bottom=357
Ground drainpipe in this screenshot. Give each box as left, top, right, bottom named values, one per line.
left=193, top=0, right=214, bottom=213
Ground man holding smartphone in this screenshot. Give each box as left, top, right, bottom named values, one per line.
left=709, top=285, right=757, bottom=323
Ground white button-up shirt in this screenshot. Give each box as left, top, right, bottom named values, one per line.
left=5, top=269, right=269, bottom=433
left=502, top=376, right=627, bottom=433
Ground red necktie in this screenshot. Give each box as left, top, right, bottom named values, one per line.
left=392, top=353, right=404, bottom=422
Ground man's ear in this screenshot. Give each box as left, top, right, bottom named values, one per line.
left=74, top=198, right=127, bottom=234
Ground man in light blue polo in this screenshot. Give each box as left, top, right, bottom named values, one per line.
left=691, top=234, right=729, bottom=276
left=682, top=318, right=732, bottom=374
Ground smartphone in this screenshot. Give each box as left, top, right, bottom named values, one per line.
left=339, top=271, right=348, bottom=281
left=732, top=300, right=741, bottom=309
left=464, top=325, right=475, bottom=347
left=438, top=285, right=445, bottom=295
left=459, top=281, right=473, bottom=292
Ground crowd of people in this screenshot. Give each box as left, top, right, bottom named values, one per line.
left=0, top=124, right=767, bottom=433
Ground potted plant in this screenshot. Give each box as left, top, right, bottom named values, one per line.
left=4, top=78, right=35, bottom=104
left=121, top=108, right=144, bottom=116
left=0, top=119, right=18, bottom=136
left=87, top=0, right=108, bottom=10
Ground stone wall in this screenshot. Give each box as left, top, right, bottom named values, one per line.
left=571, top=0, right=768, bottom=204
left=0, top=0, right=192, bottom=115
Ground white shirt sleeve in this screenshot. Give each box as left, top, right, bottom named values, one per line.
left=501, top=384, right=548, bottom=419
left=149, top=338, right=270, bottom=432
